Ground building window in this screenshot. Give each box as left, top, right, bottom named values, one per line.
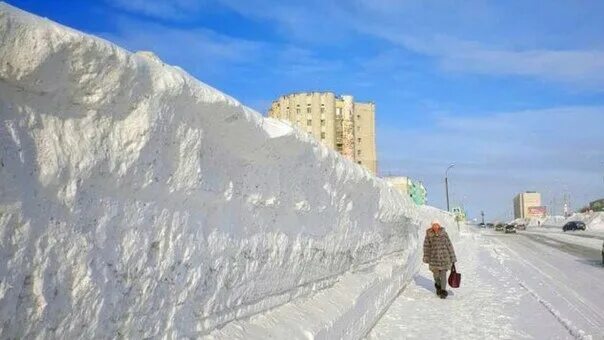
left=307, top=107, right=311, bottom=113
left=307, top=119, right=312, bottom=126
left=356, top=125, right=360, bottom=131
left=296, top=108, right=300, bottom=114
left=321, top=132, right=325, bottom=139
left=357, top=161, right=362, bottom=164
left=337, top=108, right=342, bottom=116
left=357, top=115, right=360, bottom=119
left=357, top=137, right=361, bottom=143
left=321, top=119, right=325, bottom=126
left=320, top=107, right=325, bottom=113
left=357, top=150, right=361, bottom=156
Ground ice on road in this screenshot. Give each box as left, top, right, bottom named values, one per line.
left=367, top=227, right=604, bottom=339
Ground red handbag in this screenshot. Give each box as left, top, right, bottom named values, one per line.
left=448, top=264, right=461, bottom=288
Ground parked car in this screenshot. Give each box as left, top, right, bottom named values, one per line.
left=515, top=223, right=526, bottom=231
left=562, top=221, right=586, bottom=231
left=505, top=224, right=517, bottom=233
left=495, top=223, right=505, bottom=231
left=486, top=223, right=494, bottom=229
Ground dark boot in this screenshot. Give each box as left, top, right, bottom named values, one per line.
left=435, top=282, right=441, bottom=296
left=439, top=290, right=448, bottom=299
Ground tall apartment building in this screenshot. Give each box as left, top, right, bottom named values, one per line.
left=513, top=191, right=543, bottom=219
left=268, top=92, right=377, bottom=174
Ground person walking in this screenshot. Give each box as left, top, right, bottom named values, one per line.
left=423, top=220, right=457, bottom=299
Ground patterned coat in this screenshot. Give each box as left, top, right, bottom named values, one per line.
left=423, top=228, right=457, bottom=271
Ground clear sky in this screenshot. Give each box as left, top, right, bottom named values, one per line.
left=7, top=0, right=604, bottom=220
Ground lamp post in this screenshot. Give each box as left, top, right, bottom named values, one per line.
left=445, top=163, right=455, bottom=212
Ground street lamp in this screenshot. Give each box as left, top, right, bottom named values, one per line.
left=445, top=163, right=455, bottom=212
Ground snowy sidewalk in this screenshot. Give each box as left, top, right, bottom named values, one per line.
left=367, top=229, right=577, bottom=339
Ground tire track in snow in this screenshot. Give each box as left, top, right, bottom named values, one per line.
left=502, top=238, right=604, bottom=329
left=516, top=280, right=592, bottom=340
left=489, top=237, right=597, bottom=340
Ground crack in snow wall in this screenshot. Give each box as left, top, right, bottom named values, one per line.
left=0, top=4, right=457, bottom=339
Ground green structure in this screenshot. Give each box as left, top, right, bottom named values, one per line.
left=589, top=199, right=604, bottom=212
left=408, top=181, right=427, bottom=205
left=384, top=176, right=427, bottom=206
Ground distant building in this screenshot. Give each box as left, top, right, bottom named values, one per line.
left=385, top=176, right=411, bottom=195
left=409, top=181, right=427, bottom=205
left=268, top=92, right=377, bottom=174
left=384, top=176, right=427, bottom=205
left=513, top=191, right=544, bottom=219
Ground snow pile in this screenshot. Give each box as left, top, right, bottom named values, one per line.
left=0, top=4, right=455, bottom=339
left=524, top=216, right=565, bottom=228
left=566, top=212, right=604, bottom=231
left=525, top=212, right=604, bottom=231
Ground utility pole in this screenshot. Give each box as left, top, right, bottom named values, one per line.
left=481, top=210, right=485, bottom=224
left=563, top=192, right=572, bottom=217
left=445, top=177, right=449, bottom=211
left=445, top=163, right=455, bottom=212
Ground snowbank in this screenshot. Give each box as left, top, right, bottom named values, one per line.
left=566, top=212, right=604, bottom=231
left=524, top=212, right=604, bottom=231
left=0, top=4, right=456, bottom=339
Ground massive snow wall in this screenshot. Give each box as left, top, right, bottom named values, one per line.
left=0, top=4, right=457, bottom=339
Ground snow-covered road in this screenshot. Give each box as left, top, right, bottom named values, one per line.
left=530, top=228, right=604, bottom=241
left=367, top=227, right=604, bottom=339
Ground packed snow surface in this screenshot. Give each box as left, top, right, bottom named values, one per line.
left=521, top=231, right=603, bottom=252
left=0, top=4, right=456, bottom=339
left=369, top=227, right=604, bottom=339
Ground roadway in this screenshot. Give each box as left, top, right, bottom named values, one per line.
left=485, top=228, right=604, bottom=338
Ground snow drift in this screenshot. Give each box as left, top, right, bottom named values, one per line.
left=524, top=212, right=604, bottom=231
left=0, top=4, right=456, bottom=339
left=561, top=212, right=604, bottom=231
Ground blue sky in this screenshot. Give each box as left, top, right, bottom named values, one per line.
left=7, top=0, right=604, bottom=220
